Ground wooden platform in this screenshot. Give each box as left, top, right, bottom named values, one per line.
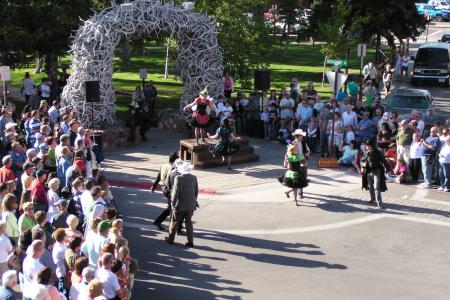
left=180, top=138, right=259, bottom=168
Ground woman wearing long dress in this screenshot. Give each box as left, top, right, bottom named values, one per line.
left=183, top=87, right=217, bottom=144
left=279, top=141, right=308, bottom=205
left=208, top=119, right=240, bottom=170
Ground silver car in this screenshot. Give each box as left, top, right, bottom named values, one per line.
left=384, top=88, right=435, bottom=118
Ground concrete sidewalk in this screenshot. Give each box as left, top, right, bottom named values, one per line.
left=102, top=127, right=353, bottom=192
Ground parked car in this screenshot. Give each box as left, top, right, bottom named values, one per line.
left=384, top=88, right=435, bottom=118
left=441, top=32, right=450, bottom=42
left=416, top=3, right=450, bottom=21
left=411, top=42, right=450, bottom=86
left=428, top=0, right=450, bottom=11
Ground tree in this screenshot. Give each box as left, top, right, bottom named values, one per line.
left=309, top=0, right=427, bottom=64
left=195, top=0, right=273, bottom=88
left=0, top=1, right=92, bottom=71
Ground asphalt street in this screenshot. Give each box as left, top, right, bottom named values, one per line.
left=395, top=21, right=450, bottom=117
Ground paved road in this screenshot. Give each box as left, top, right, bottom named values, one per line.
left=393, top=22, right=450, bottom=118
left=104, top=126, right=450, bottom=299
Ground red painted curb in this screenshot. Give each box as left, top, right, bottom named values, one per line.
left=108, top=179, right=217, bottom=196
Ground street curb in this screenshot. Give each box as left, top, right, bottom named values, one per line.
left=108, top=178, right=217, bottom=196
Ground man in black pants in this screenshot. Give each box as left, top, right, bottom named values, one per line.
left=151, top=152, right=183, bottom=232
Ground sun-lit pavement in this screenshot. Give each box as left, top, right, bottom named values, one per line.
left=104, top=126, right=450, bottom=299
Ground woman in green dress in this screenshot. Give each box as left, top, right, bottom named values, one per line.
left=208, top=119, right=240, bottom=170
left=279, top=141, right=308, bottom=205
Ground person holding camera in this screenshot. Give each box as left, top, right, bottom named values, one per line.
left=419, top=127, right=440, bottom=189
left=360, top=139, right=389, bottom=208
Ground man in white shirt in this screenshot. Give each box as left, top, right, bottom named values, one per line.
left=91, top=186, right=107, bottom=221
left=22, top=240, right=45, bottom=299
left=81, top=220, right=110, bottom=267
left=52, top=228, right=67, bottom=293
left=342, top=105, right=358, bottom=128
left=70, top=266, right=95, bottom=300
left=96, top=253, right=121, bottom=299
left=279, top=93, right=295, bottom=129
left=47, top=101, right=60, bottom=124
left=415, top=112, right=425, bottom=137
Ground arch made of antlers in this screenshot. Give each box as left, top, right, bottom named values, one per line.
left=61, top=0, right=223, bottom=127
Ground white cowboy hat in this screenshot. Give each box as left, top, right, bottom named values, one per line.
left=178, top=161, right=193, bottom=174
left=292, top=129, right=306, bottom=137
left=5, top=122, right=17, bottom=131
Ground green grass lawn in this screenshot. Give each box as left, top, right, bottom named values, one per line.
left=9, top=39, right=380, bottom=118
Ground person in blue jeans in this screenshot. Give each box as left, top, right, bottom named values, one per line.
left=418, top=127, right=440, bottom=188
left=438, top=136, right=450, bottom=192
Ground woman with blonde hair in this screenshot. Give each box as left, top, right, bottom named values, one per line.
left=0, top=220, right=13, bottom=282
left=65, top=214, right=83, bottom=243
left=108, top=219, right=123, bottom=244
left=19, top=190, right=32, bottom=214
left=1, top=194, right=20, bottom=244
left=47, top=178, right=61, bottom=222
left=278, top=141, right=308, bottom=205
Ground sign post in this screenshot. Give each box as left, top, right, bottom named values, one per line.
left=140, top=68, right=148, bottom=90
left=357, top=44, right=367, bottom=101
left=0, top=66, right=11, bottom=106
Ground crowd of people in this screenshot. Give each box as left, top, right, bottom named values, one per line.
left=215, top=71, right=450, bottom=195
left=0, top=70, right=138, bottom=299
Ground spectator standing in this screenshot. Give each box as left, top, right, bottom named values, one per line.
left=223, top=71, right=234, bottom=99
left=0, top=156, right=16, bottom=184
left=22, top=72, right=35, bottom=104
left=409, top=133, right=422, bottom=183
left=419, top=127, right=440, bottom=189
left=18, top=202, right=36, bottom=233
left=48, top=101, right=60, bottom=125
left=52, top=228, right=67, bottom=294
left=438, top=136, right=450, bottom=192
left=97, top=253, right=122, bottom=299
left=279, top=92, right=295, bottom=129
left=0, top=270, right=18, bottom=299
left=22, top=240, right=45, bottom=299
left=29, top=88, right=41, bottom=111
left=396, top=120, right=414, bottom=165
left=30, top=169, right=49, bottom=212
left=2, top=194, right=20, bottom=244
left=0, top=221, right=13, bottom=282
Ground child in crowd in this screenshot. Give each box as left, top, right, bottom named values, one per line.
left=261, top=107, right=271, bottom=141
left=109, top=219, right=123, bottom=244
left=344, top=125, right=356, bottom=145
left=384, top=143, right=397, bottom=171
left=388, top=158, right=408, bottom=184
left=307, top=115, right=318, bottom=153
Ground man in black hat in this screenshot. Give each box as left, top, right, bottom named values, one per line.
left=360, top=139, right=390, bottom=208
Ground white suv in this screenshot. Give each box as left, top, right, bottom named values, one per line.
left=429, top=0, right=450, bottom=10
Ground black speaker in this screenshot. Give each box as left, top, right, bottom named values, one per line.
left=254, top=70, right=270, bottom=91
left=85, top=81, right=100, bottom=102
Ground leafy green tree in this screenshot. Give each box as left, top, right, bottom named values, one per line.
left=0, top=0, right=92, bottom=71
left=309, top=0, right=426, bottom=63
left=195, top=0, right=273, bottom=88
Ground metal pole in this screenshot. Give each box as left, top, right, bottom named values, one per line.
left=359, top=55, right=364, bottom=101
left=2, top=81, right=6, bottom=106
